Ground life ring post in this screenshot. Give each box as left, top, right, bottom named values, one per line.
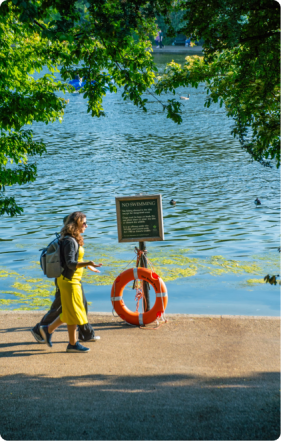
left=111, top=267, right=167, bottom=326
left=139, top=241, right=150, bottom=312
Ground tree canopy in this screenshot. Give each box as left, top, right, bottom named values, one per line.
left=156, top=0, right=280, bottom=167
left=0, top=0, right=170, bottom=215
left=0, top=0, right=279, bottom=216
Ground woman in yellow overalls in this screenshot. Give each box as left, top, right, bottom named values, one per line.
left=40, top=212, right=102, bottom=353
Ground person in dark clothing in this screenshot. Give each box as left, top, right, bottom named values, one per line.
left=159, top=30, right=164, bottom=48
left=31, top=215, right=99, bottom=344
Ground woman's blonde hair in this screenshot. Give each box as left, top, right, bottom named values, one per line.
left=60, top=211, right=86, bottom=246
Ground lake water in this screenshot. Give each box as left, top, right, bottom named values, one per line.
left=0, top=53, right=280, bottom=316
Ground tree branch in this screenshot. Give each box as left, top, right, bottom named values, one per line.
left=33, top=19, right=47, bottom=31
left=239, top=31, right=280, bottom=43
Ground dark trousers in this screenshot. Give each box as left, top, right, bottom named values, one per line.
left=159, top=39, right=164, bottom=48
left=33, top=280, right=95, bottom=341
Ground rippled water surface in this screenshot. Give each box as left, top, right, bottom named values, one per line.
left=0, top=54, right=280, bottom=315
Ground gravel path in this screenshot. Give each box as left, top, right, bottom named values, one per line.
left=0, top=312, right=279, bottom=440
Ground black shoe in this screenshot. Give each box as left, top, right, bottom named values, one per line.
left=31, top=327, right=45, bottom=344
left=66, top=342, right=90, bottom=353
left=40, top=325, right=53, bottom=348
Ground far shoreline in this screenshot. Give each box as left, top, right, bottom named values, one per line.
left=152, top=44, right=203, bottom=55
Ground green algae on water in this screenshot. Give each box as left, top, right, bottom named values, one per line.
left=0, top=269, right=20, bottom=278
left=0, top=247, right=278, bottom=310
left=246, top=279, right=266, bottom=285
left=208, top=256, right=262, bottom=276
left=0, top=266, right=54, bottom=311
left=82, top=248, right=266, bottom=285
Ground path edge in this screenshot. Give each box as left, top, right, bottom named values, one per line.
left=0, top=311, right=279, bottom=320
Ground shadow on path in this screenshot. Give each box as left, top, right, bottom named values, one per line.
left=0, top=371, right=279, bottom=440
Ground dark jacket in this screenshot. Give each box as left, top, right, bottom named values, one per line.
left=60, top=236, right=79, bottom=280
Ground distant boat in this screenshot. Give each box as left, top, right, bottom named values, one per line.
left=69, top=75, right=114, bottom=91
left=68, top=78, right=95, bottom=90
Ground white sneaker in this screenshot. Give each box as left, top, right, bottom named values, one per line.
left=79, top=336, right=101, bottom=342
left=156, top=46, right=159, bottom=48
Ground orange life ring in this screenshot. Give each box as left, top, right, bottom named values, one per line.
left=111, top=267, right=168, bottom=326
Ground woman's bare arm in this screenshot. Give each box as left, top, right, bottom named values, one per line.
left=76, top=261, right=103, bottom=269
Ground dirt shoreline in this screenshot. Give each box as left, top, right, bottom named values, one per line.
left=152, top=45, right=203, bottom=54
left=0, top=312, right=280, bottom=440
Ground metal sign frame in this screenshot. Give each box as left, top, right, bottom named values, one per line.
left=115, top=194, right=164, bottom=243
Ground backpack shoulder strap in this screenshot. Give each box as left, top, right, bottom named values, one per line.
left=39, top=233, right=60, bottom=252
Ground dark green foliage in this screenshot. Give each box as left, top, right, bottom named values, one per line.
left=156, top=0, right=280, bottom=166
left=0, top=4, right=70, bottom=216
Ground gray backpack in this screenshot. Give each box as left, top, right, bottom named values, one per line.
left=40, top=234, right=78, bottom=278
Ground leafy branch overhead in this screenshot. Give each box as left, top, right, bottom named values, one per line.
left=0, top=0, right=176, bottom=216
left=156, top=0, right=280, bottom=167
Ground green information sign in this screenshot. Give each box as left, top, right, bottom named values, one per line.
left=115, top=195, right=164, bottom=243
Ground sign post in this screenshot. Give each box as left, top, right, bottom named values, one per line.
left=138, top=240, right=149, bottom=310
left=115, top=194, right=164, bottom=311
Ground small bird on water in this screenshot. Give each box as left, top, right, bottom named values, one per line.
left=180, top=94, right=190, bottom=100
left=170, top=199, right=176, bottom=205
left=264, top=274, right=279, bottom=285
left=254, top=198, right=261, bottom=206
